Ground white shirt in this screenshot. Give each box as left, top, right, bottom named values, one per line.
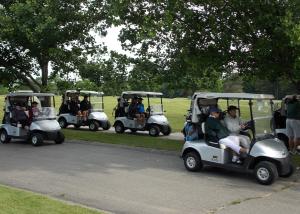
left=224, top=115, right=242, bottom=134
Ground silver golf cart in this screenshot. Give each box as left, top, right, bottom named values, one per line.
left=113, top=91, right=171, bottom=136
left=57, top=90, right=110, bottom=131
left=0, top=92, right=64, bottom=146
left=273, top=95, right=300, bottom=149
left=182, top=92, right=294, bottom=185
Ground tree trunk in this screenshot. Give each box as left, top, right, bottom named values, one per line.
left=40, top=60, right=49, bottom=92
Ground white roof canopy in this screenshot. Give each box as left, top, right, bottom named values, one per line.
left=7, top=92, right=55, bottom=97
left=65, top=90, right=104, bottom=96
left=121, top=91, right=163, bottom=97
left=193, top=92, right=275, bottom=100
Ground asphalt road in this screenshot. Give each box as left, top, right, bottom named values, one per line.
left=0, top=140, right=299, bottom=214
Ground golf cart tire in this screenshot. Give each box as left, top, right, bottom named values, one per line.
left=280, top=163, right=295, bottom=178
left=0, top=129, right=11, bottom=144
left=130, top=129, right=137, bottom=133
left=30, top=133, right=44, bottom=147
left=254, top=161, right=278, bottom=185
left=102, top=121, right=111, bottom=130
left=89, top=121, right=100, bottom=131
left=183, top=151, right=203, bottom=172
left=115, top=122, right=125, bottom=134
left=162, top=125, right=172, bottom=136
left=149, top=125, right=160, bottom=137
left=58, top=117, right=68, bottom=129
left=55, top=131, right=65, bottom=144
left=74, top=124, right=81, bottom=129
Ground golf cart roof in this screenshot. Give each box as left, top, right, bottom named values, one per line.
left=121, top=91, right=163, bottom=97
left=7, top=92, right=55, bottom=97
left=282, top=95, right=300, bottom=100
left=193, top=92, right=274, bottom=100
left=65, top=90, right=104, bottom=96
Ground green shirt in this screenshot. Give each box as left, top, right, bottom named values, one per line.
left=205, top=116, right=230, bottom=141
left=286, top=101, right=300, bottom=120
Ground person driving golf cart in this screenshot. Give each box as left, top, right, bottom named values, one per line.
left=206, top=106, right=248, bottom=163
left=80, top=95, right=92, bottom=121
left=224, top=105, right=251, bottom=151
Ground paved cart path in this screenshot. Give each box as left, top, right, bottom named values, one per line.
left=0, top=141, right=299, bottom=214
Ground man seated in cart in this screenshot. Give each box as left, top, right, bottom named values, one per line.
left=80, top=95, right=91, bottom=121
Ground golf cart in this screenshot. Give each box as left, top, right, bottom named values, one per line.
left=273, top=95, right=300, bottom=149
left=182, top=92, right=294, bottom=185
left=57, top=90, right=110, bottom=131
left=0, top=92, right=64, bottom=146
left=113, top=91, right=171, bottom=136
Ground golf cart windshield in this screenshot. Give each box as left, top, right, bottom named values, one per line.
left=150, top=104, right=164, bottom=115
left=252, top=99, right=273, bottom=136
left=89, top=95, right=104, bottom=112
left=31, top=96, right=56, bottom=120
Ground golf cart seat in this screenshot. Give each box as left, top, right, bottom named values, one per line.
left=201, top=122, right=227, bottom=149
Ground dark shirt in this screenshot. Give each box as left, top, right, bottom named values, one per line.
left=286, top=101, right=300, bottom=120
left=80, top=100, right=91, bottom=111
left=69, top=100, right=80, bottom=115
left=128, top=103, right=138, bottom=117
left=205, top=116, right=230, bottom=142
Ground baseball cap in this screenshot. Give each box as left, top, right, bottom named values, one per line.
left=209, top=106, right=221, bottom=113
left=227, top=105, right=239, bottom=111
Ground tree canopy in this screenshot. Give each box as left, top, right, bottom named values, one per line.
left=0, top=0, right=109, bottom=91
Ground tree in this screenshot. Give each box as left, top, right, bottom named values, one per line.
left=0, top=0, right=109, bottom=91
left=110, top=0, right=300, bottom=93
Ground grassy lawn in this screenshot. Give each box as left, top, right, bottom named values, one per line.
left=63, top=129, right=183, bottom=151
left=0, top=184, right=101, bottom=214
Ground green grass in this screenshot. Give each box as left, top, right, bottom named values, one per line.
left=0, top=184, right=101, bottom=214
left=293, top=155, right=300, bottom=167
left=63, top=129, right=183, bottom=151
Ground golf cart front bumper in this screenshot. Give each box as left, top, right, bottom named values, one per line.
left=276, top=156, right=293, bottom=176
left=43, top=131, right=61, bottom=140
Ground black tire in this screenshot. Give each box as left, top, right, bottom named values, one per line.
left=0, top=129, right=11, bottom=144
left=254, top=161, right=278, bottom=185
left=102, top=121, right=111, bottom=130
left=58, top=118, right=68, bottom=129
left=183, top=151, right=203, bottom=172
left=55, top=131, right=65, bottom=144
left=30, top=133, right=43, bottom=146
left=149, top=125, right=160, bottom=137
left=280, top=164, right=295, bottom=178
left=162, top=125, right=172, bottom=136
left=74, top=124, right=81, bottom=129
left=130, top=129, right=137, bottom=133
left=89, top=121, right=99, bottom=131
left=115, top=122, right=125, bottom=134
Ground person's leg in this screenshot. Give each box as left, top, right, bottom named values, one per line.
left=286, top=119, right=295, bottom=152
left=293, top=120, right=300, bottom=153
left=238, top=135, right=250, bottom=150
left=220, top=137, right=241, bottom=162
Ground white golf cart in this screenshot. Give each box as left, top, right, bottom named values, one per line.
left=0, top=92, right=64, bottom=146
left=57, top=90, right=110, bottom=131
left=273, top=95, right=300, bottom=149
left=113, top=91, right=171, bottom=136
left=182, top=92, right=294, bottom=185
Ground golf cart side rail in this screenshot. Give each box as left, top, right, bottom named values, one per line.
left=192, top=92, right=274, bottom=100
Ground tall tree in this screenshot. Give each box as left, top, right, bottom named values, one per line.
left=110, top=0, right=300, bottom=92
left=0, top=0, right=109, bottom=91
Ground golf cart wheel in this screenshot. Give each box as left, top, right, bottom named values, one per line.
left=58, top=118, right=68, bottom=129
left=115, top=122, right=125, bottom=134
left=55, top=131, right=65, bottom=144
left=183, top=151, right=203, bottom=172
left=74, top=124, right=81, bottom=129
left=0, top=129, right=11, bottom=144
left=254, top=161, right=278, bottom=185
left=162, top=125, right=172, bottom=136
left=130, top=129, right=137, bottom=133
left=89, top=121, right=99, bottom=131
left=102, top=121, right=111, bottom=130
left=280, top=164, right=295, bottom=178
left=30, top=133, right=43, bottom=146
left=149, top=125, right=160, bottom=137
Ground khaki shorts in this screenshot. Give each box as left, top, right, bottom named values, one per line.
left=286, top=119, right=300, bottom=139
